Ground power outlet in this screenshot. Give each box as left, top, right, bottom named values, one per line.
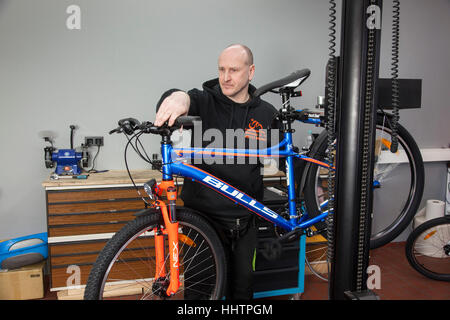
left=85, top=136, right=104, bottom=147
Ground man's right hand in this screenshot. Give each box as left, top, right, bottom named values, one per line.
left=154, top=91, right=190, bottom=127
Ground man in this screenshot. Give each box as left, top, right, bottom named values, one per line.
left=155, top=44, right=280, bottom=299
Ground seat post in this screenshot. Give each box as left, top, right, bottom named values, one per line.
left=280, top=90, right=295, bottom=134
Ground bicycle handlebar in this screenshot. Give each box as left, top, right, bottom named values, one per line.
left=253, top=69, right=311, bottom=98
left=109, top=116, right=202, bottom=136
left=173, top=115, right=202, bottom=127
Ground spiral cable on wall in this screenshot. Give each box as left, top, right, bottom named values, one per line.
left=325, top=0, right=337, bottom=276
left=355, top=0, right=378, bottom=290
left=390, top=0, right=400, bottom=153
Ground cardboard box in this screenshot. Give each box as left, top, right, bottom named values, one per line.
left=0, top=261, right=45, bottom=300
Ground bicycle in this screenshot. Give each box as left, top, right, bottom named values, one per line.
left=405, top=216, right=450, bottom=281
left=84, top=68, right=424, bottom=299
left=272, top=79, right=424, bottom=278
left=301, top=108, right=425, bottom=249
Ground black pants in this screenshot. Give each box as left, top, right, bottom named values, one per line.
left=211, top=216, right=258, bottom=300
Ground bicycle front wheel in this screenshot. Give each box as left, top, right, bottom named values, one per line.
left=303, top=115, right=424, bottom=249
left=405, top=216, right=450, bottom=281
left=84, top=208, right=227, bottom=300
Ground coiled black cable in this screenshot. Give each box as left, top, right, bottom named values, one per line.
left=328, top=0, right=337, bottom=58
left=356, top=0, right=378, bottom=290
left=390, top=0, right=400, bottom=153
left=325, top=0, right=337, bottom=274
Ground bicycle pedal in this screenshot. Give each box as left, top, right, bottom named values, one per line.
left=260, top=240, right=282, bottom=261
left=277, top=228, right=303, bottom=243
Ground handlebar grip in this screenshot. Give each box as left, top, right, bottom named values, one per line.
left=118, top=118, right=141, bottom=135
left=174, top=116, right=202, bottom=128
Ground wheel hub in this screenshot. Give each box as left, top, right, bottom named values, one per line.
left=444, top=243, right=450, bottom=256
left=152, top=277, right=170, bottom=299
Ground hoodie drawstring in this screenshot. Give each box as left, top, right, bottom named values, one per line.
left=228, top=104, right=250, bottom=129
left=228, top=105, right=235, bottom=128
left=242, top=105, right=250, bottom=129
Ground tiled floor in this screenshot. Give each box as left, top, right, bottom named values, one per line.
left=40, top=241, right=449, bottom=300
left=301, top=242, right=450, bottom=300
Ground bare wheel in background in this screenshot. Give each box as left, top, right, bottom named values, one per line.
left=303, top=114, right=424, bottom=249
left=405, top=216, right=450, bottom=281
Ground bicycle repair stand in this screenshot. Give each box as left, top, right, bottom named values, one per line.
left=327, top=0, right=382, bottom=300
left=326, top=0, right=422, bottom=300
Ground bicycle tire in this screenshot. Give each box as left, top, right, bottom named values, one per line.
left=303, top=115, right=424, bottom=249
left=84, top=208, right=227, bottom=300
left=405, top=216, right=450, bottom=281
left=305, top=238, right=330, bottom=281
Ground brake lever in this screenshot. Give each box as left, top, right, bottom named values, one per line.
left=138, top=121, right=157, bottom=133
left=109, top=127, right=123, bottom=135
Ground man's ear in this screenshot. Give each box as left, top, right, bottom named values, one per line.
left=248, top=64, right=255, bottom=81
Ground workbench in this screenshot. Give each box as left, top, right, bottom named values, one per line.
left=42, top=169, right=309, bottom=299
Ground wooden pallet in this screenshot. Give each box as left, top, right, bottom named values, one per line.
left=57, top=282, right=146, bottom=300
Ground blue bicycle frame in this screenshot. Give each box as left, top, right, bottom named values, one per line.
left=159, top=125, right=331, bottom=233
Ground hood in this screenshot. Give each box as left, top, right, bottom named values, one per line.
left=202, top=78, right=261, bottom=128
left=202, top=78, right=260, bottom=106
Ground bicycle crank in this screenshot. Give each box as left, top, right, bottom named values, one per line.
left=261, top=228, right=304, bottom=261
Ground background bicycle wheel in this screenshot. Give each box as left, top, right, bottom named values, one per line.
left=302, top=114, right=424, bottom=249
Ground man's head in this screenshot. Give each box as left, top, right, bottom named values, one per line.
left=218, top=44, right=255, bottom=103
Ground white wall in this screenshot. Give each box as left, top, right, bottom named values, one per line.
left=0, top=0, right=448, bottom=240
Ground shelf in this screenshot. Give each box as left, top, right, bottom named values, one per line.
left=378, top=148, right=450, bottom=164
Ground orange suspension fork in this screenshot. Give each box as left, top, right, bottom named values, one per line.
left=153, top=228, right=166, bottom=279
left=153, top=181, right=180, bottom=296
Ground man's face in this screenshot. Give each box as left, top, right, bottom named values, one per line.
left=218, top=47, right=255, bottom=103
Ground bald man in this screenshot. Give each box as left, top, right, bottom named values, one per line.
left=155, top=44, right=280, bottom=300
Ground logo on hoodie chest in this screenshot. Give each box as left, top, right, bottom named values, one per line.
left=245, top=118, right=267, bottom=141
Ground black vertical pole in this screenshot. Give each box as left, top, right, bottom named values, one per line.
left=328, top=0, right=381, bottom=300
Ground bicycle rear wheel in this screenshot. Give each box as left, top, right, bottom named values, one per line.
left=303, top=114, right=424, bottom=249
left=405, top=216, right=450, bottom=281
left=84, top=208, right=227, bottom=300
left=305, top=230, right=330, bottom=281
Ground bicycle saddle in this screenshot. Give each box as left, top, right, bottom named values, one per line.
left=254, top=69, right=311, bottom=97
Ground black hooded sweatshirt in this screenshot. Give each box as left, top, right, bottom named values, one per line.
left=158, top=78, right=281, bottom=220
